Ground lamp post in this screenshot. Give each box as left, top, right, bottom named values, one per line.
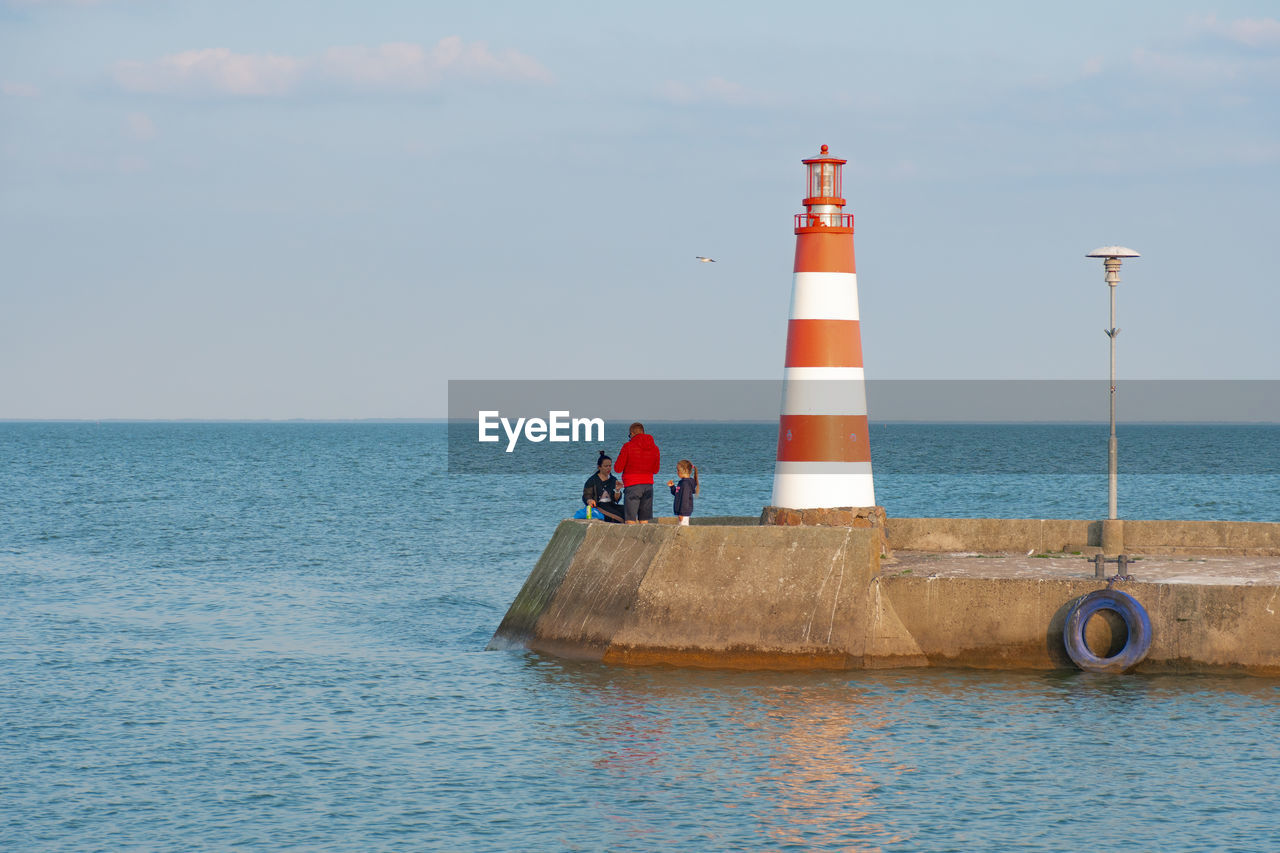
left=1086, top=246, right=1139, bottom=550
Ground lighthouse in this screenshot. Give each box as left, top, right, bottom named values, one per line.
left=769, top=145, right=875, bottom=509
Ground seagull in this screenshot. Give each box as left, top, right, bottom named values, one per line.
left=695, top=256, right=716, bottom=263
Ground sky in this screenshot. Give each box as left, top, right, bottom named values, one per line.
left=2, top=0, right=1278, bottom=419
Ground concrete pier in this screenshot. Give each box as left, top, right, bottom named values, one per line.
left=489, top=517, right=1280, bottom=676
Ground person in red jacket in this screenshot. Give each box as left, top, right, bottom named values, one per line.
left=614, top=422, right=661, bottom=524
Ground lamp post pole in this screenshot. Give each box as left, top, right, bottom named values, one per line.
left=1105, top=258, right=1120, bottom=520
left=1087, top=247, right=1139, bottom=533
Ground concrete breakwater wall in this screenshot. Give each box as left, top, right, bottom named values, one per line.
left=489, top=518, right=1280, bottom=676
left=886, top=517, right=1280, bottom=556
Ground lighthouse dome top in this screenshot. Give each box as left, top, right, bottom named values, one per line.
left=802, top=144, right=847, bottom=166
left=1086, top=246, right=1140, bottom=258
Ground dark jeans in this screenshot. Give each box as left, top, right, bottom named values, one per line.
left=624, top=484, right=654, bottom=522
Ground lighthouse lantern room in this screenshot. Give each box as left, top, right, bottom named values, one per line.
left=798, top=144, right=852, bottom=229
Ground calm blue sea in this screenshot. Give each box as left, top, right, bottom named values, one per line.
left=3, top=422, right=1279, bottom=851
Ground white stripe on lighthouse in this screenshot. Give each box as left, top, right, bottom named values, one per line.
left=782, top=367, right=866, bottom=381
left=773, top=461, right=875, bottom=475
left=788, top=272, right=860, bottom=320
left=778, top=371, right=868, bottom=416
left=771, top=462, right=875, bottom=509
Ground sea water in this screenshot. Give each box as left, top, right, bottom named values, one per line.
left=2, top=422, right=1278, bottom=851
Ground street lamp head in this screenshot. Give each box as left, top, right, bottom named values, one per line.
left=1086, top=246, right=1140, bottom=259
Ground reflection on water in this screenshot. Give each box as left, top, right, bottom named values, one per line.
left=517, top=659, right=1280, bottom=851
left=752, top=684, right=905, bottom=852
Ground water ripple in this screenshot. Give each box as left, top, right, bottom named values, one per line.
left=3, top=424, right=1280, bottom=850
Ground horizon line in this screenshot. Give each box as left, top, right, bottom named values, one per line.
left=7, top=418, right=1280, bottom=426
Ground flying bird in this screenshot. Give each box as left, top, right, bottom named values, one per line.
left=695, top=256, right=716, bottom=263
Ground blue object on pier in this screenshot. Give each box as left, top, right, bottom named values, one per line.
left=1063, top=589, right=1153, bottom=673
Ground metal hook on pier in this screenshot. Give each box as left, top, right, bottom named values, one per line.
left=1092, top=552, right=1139, bottom=582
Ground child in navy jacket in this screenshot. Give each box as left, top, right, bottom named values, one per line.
left=667, top=459, right=699, bottom=526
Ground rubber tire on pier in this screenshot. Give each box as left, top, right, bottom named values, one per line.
left=1063, top=589, right=1152, bottom=674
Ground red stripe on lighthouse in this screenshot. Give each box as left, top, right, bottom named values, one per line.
left=784, top=319, right=862, bottom=368
left=793, top=232, right=856, bottom=273
left=776, top=414, right=871, bottom=462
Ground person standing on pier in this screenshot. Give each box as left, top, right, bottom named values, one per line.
left=668, top=459, right=699, bottom=526
left=615, top=422, right=660, bottom=524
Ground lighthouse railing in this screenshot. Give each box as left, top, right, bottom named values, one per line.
left=793, top=213, right=854, bottom=230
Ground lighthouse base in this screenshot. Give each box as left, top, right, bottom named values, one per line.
left=760, top=504, right=886, bottom=528
left=760, top=505, right=891, bottom=560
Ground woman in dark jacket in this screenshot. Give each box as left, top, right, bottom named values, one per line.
left=583, top=451, right=624, bottom=522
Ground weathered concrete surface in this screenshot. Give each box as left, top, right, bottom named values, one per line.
left=759, top=505, right=887, bottom=528
left=877, top=574, right=1280, bottom=675
left=888, top=550, right=1280, bottom=585
left=1124, top=519, right=1280, bottom=555
left=1102, top=519, right=1124, bottom=555
left=885, top=517, right=1280, bottom=556
left=490, top=518, right=1280, bottom=675
left=882, top=552, right=1280, bottom=673
left=489, top=519, right=658, bottom=661
left=493, top=521, right=892, bottom=669
left=886, top=517, right=1098, bottom=554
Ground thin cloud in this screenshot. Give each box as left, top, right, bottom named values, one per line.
left=1129, top=17, right=1280, bottom=90
left=2, top=81, right=40, bottom=97
left=1131, top=46, right=1280, bottom=87
left=126, top=111, right=155, bottom=140
left=6, top=0, right=174, bottom=6
left=1193, top=15, right=1280, bottom=49
left=320, top=38, right=553, bottom=89
left=1131, top=47, right=1238, bottom=83
left=117, top=154, right=147, bottom=173
left=4, top=0, right=105, bottom=6
left=113, top=37, right=553, bottom=97
left=114, top=48, right=303, bottom=96
left=658, top=76, right=767, bottom=107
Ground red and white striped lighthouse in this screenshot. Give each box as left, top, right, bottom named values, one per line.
left=770, top=144, right=875, bottom=509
